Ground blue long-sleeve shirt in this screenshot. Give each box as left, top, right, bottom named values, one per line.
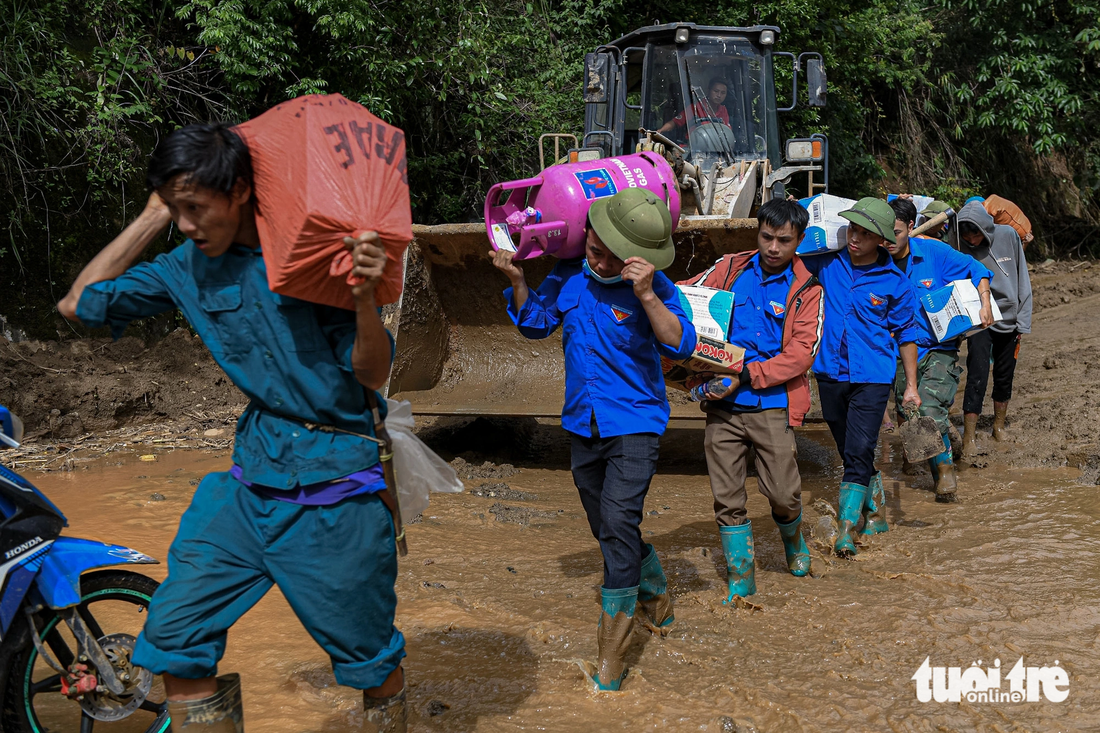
left=896, top=236, right=993, bottom=358
left=76, top=241, right=392, bottom=490
left=718, top=254, right=790, bottom=412
left=802, top=249, right=921, bottom=384
left=505, top=259, right=696, bottom=438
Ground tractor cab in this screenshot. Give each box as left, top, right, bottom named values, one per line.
left=581, top=23, right=828, bottom=213
left=386, top=23, right=830, bottom=423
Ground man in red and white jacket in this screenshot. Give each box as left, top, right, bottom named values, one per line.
left=679, top=198, right=824, bottom=601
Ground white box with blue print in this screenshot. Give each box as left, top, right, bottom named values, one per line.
left=795, top=193, right=857, bottom=256
left=920, top=279, right=1002, bottom=342
left=675, top=285, right=734, bottom=341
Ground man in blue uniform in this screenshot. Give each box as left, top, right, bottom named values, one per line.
left=491, top=188, right=695, bottom=691
left=678, top=199, right=824, bottom=600
left=802, top=198, right=922, bottom=557
left=886, top=198, right=993, bottom=502
left=58, top=124, right=407, bottom=733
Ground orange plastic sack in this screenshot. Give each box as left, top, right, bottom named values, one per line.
left=234, top=94, right=412, bottom=310
left=983, top=195, right=1033, bottom=244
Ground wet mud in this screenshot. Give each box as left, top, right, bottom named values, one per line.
left=450, top=458, right=520, bottom=481
left=28, top=420, right=1100, bottom=732
left=982, top=261, right=1100, bottom=476
left=6, top=256, right=1099, bottom=730
left=468, top=483, right=538, bottom=501
left=0, top=328, right=244, bottom=440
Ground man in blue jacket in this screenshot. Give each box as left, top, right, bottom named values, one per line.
left=491, top=188, right=695, bottom=691
left=57, top=124, right=408, bottom=732
left=802, top=198, right=922, bottom=556
left=886, top=198, right=994, bottom=502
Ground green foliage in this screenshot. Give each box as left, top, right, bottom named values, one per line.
left=1, top=0, right=1098, bottom=335
left=0, top=0, right=227, bottom=334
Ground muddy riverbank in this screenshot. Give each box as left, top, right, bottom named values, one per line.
left=3, top=259, right=1099, bottom=730
left=26, top=424, right=1098, bottom=732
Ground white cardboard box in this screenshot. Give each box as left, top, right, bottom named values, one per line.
left=796, top=193, right=857, bottom=256
left=920, top=279, right=1002, bottom=341
left=676, top=285, right=734, bottom=341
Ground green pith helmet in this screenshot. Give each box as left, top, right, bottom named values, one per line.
left=588, top=188, right=675, bottom=270
left=921, top=200, right=954, bottom=217
left=839, top=197, right=897, bottom=243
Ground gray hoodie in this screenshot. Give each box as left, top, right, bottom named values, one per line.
left=957, top=201, right=1032, bottom=334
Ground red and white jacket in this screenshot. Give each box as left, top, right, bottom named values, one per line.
left=679, top=251, right=824, bottom=427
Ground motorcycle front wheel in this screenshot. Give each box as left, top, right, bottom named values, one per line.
left=1, top=569, right=169, bottom=733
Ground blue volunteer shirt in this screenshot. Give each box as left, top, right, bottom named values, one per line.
left=76, top=241, right=393, bottom=490
left=718, top=254, right=790, bottom=413
left=505, top=259, right=696, bottom=438
left=803, top=249, right=921, bottom=384
left=897, top=236, right=993, bottom=358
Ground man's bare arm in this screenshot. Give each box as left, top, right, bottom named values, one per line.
left=58, top=193, right=171, bottom=321
left=344, top=232, right=393, bottom=391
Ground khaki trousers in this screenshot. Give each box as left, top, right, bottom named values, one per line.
left=703, top=407, right=802, bottom=526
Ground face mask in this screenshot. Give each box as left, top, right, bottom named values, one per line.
left=582, top=259, right=623, bottom=285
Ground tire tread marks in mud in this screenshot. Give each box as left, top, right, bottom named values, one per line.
left=0, top=569, right=161, bottom=733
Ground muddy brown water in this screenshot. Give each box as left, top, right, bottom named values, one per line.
left=26, top=426, right=1099, bottom=732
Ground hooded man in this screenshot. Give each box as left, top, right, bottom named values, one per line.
left=492, top=188, right=695, bottom=691
left=956, top=201, right=1033, bottom=453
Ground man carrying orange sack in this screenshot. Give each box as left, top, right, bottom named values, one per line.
left=58, top=123, right=407, bottom=733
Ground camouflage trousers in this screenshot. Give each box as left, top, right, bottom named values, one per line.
left=894, top=350, right=963, bottom=437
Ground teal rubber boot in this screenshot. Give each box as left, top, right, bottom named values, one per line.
left=719, top=522, right=756, bottom=601
left=638, top=543, right=674, bottom=631
left=860, top=472, right=889, bottom=535
left=594, top=586, right=637, bottom=691
left=929, top=433, right=958, bottom=503
left=774, top=512, right=811, bottom=577
left=834, top=483, right=867, bottom=557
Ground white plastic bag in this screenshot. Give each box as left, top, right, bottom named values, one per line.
left=384, top=399, right=464, bottom=522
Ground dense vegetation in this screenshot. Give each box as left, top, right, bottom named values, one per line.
left=2, top=0, right=1098, bottom=335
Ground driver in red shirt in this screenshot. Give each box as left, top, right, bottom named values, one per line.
left=658, top=78, right=730, bottom=134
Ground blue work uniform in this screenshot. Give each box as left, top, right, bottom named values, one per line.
left=505, top=259, right=695, bottom=589
left=717, top=255, right=790, bottom=413
left=897, top=236, right=993, bottom=358
left=802, top=248, right=921, bottom=486
left=892, top=236, right=993, bottom=439
left=505, top=259, right=696, bottom=437
left=802, top=249, right=921, bottom=384
left=76, top=240, right=404, bottom=688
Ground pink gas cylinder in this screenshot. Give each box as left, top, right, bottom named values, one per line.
left=484, top=152, right=681, bottom=260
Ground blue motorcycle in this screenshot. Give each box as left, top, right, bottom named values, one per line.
left=0, top=406, right=168, bottom=732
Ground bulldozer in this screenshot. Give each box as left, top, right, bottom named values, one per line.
left=386, top=23, right=828, bottom=422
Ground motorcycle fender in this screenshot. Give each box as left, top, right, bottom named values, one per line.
left=36, top=537, right=158, bottom=610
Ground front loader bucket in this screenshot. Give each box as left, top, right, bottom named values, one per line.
left=386, top=218, right=758, bottom=421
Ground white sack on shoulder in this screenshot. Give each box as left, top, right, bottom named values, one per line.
left=385, top=399, right=464, bottom=523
